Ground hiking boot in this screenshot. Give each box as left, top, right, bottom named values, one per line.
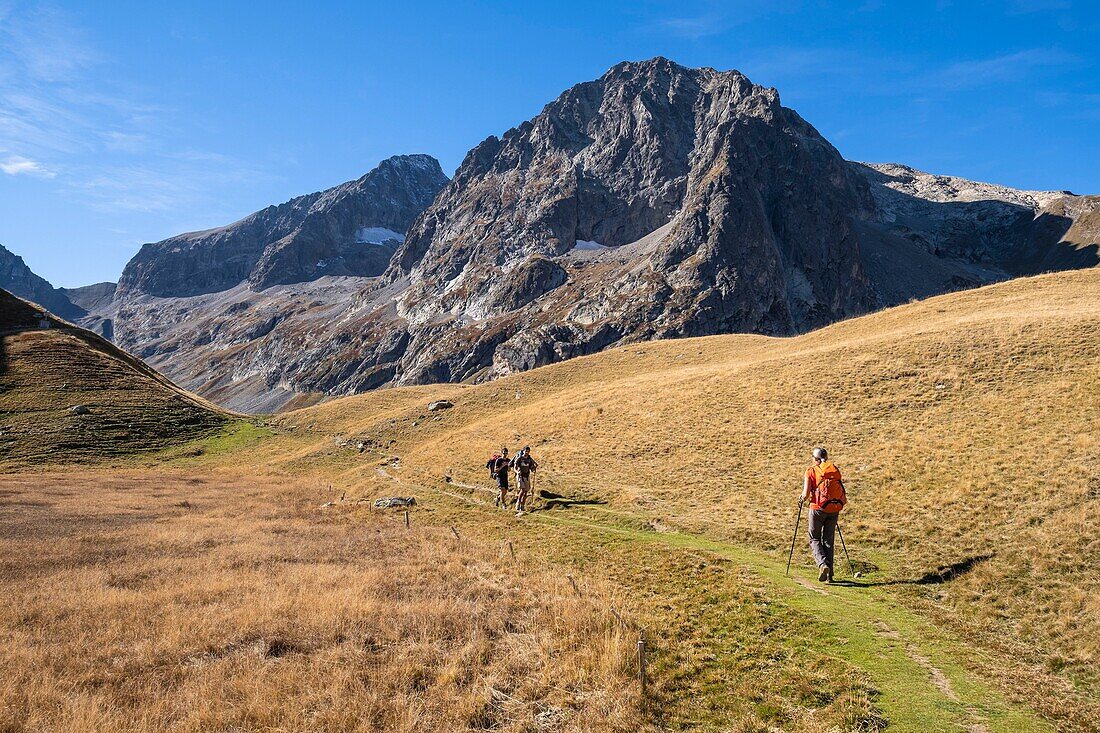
left=818, top=564, right=830, bottom=582
left=828, top=565, right=834, bottom=582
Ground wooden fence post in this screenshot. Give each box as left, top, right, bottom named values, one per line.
left=638, top=628, right=647, bottom=711
left=403, top=510, right=410, bottom=528
left=609, top=607, right=626, bottom=628
left=566, top=575, right=582, bottom=597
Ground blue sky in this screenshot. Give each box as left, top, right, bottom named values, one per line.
left=1, top=0, right=1097, bottom=287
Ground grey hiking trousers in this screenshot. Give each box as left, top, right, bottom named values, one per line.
left=808, top=509, right=839, bottom=569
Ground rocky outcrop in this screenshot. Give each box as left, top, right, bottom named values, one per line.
left=1025, top=195, right=1100, bottom=272
left=0, top=244, right=84, bottom=321
left=77, top=59, right=1096, bottom=412
left=380, top=58, right=876, bottom=383
left=59, top=282, right=117, bottom=313
left=116, top=155, right=448, bottom=298
left=852, top=163, right=1099, bottom=303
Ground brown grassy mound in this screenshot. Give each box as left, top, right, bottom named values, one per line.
left=0, top=289, right=227, bottom=464
left=271, top=268, right=1099, bottom=726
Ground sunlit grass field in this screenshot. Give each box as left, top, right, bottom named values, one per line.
left=1, top=269, right=1097, bottom=731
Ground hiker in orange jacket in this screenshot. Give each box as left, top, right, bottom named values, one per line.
left=800, top=447, right=847, bottom=582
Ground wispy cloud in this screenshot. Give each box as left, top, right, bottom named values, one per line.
left=0, top=2, right=101, bottom=83
left=656, top=15, right=726, bottom=39
left=0, top=4, right=126, bottom=159
left=0, top=154, right=55, bottom=177
left=934, top=47, right=1080, bottom=90
left=1006, top=0, right=1072, bottom=14
left=71, top=156, right=274, bottom=214
left=0, top=2, right=270, bottom=215
left=647, top=1, right=800, bottom=40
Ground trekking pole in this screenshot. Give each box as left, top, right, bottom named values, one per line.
left=785, top=499, right=804, bottom=576
left=837, top=524, right=855, bottom=576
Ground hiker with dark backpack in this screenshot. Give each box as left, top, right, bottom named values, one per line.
left=512, top=446, right=538, bottom=516
left=800, top=447, right=846, bottom=582
left=488, top=447, right=511, bottom=509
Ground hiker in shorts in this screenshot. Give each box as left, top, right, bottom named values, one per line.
left=512, top=446, right=538, bottom=516
left=800, top=447, right=847, bottom=582
left=490, top=447, right=511, bottom=509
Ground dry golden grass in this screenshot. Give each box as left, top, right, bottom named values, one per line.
left=260, top=268, right=1100, bottom=729
left=4, top=269, right=1098, bottom=731
left=0, top=471, right=641, bottom=732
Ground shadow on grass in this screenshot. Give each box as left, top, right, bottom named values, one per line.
left=848, top=554, right=995, bottom=588
left=537, top=489, right=607, bottom=510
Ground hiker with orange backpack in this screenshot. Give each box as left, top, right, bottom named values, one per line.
left=800, top=447, right=847, bottom=582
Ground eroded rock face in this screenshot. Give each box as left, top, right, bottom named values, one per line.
left=852, top=163, right=1099, bottom=304
left=383, top=57, right=876, bottom=382
left=116, top=155, right=448, bottom=298
left=79, top=59, right=1096, bottom=412
left=0, top=244, right=84, bottom=321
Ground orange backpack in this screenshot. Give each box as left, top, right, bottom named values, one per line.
left=811, top=462, right=846, bottom=513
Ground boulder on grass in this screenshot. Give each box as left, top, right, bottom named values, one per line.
left=374, top=496, right=417, bottom=509
left=427, top=400, right=454, bottom=411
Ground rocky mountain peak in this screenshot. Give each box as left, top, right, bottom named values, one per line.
left=385, top=58, right=871, bottom=350
left=0, top=244, right=84, bottom=321
left=116, top=154, right=448, bottom=299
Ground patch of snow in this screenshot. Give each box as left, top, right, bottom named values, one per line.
left=574, top=239, right=608, bottom=251
left=356, top=227, right=405, bottom=245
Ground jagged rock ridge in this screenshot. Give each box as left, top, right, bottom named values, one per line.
left=61, top=59, right=1098, bottom=412
left=0, top=244, right=85, bottom=321
left=116, top=154, right=448, bottom=298
left=852, top=162, right=1099, bottom=303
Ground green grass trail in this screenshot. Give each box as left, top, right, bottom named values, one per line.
left=391, top=466, right=1050, bottom=733
left=222, top=439, right=1054, bottom=732
left=533, top=507, right=1049, bottom=733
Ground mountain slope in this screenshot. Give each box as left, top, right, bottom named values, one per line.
left=383, top=57, right=876, bottom=384
left=116, top=154, right=448, bottom=298
left=88, top=59, right=1097, bottom=412
left=268, top=267, right=1098, bottom=730
left=0, top=244, right=84, bottom=321
left=0, top=289, right=228, bottom=464
left=853, top=162, right=1099, bottom=303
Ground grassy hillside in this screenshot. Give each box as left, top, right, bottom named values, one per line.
left=1, top=271, right=1096, bottom=731
left=254, top=268, right=1098, bottom=730
left=0, top=289, right=228, bottom=464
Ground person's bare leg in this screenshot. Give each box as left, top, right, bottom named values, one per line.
left=515, top=476, right=529, bottom=513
